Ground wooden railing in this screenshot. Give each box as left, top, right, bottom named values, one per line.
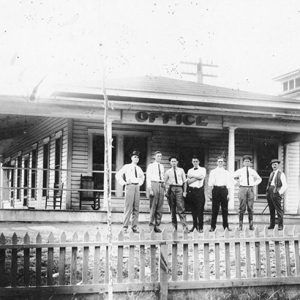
left=0, top=226, right=300, bottom=298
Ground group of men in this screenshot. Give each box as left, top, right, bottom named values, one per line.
left=116, top=151, right=287, bottom=233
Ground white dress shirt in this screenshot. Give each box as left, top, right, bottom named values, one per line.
left=187, top=167, right=206, bottom=188
left=165, top=167, right=186, bottom=186
left=115, top=163, right=145, bottom=186
left=234, top=167, right=262, bottom=186
left=271, top=169, right=288, bottom=194
left=208, top=167, right=233, bottom=189
left=146, top=161, right=165, bottom=189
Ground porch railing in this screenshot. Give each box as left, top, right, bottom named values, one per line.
left=0, top=226, right=299, bottom=298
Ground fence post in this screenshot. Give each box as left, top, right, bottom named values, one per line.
left=160, top=229, right=169, bottom=300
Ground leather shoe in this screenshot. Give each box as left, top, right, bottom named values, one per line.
left=132, top=227, right=139, bottom=233
left=154, top=227, right=162, bottom=233
left=278, top=226, right=283, bottom=231
left=209, top=227, right=215, bottom=232
left=225, top=227, right=232, bottom=231
left=268, top=226, right=274, bottom=230
left=198, top=228, right=203, bottom=233
left=189, top=226, right=197, bottom=233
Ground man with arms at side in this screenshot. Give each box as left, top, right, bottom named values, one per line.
left=266, top=159, right=287, bottom=231
left=116, top=150, right=145, bottom=233
left=146, top=151, right=165, bottom=233
left=208, top=156, right=233, bottom=232
left=186, top=155, right=206, bottom=233
left=165, top=156, right=189, bottom=232
left=234, top=155, right=262, bottom=231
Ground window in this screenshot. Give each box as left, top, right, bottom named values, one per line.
left=23, top=155, right=29, bottom=206
left=31, top=149, right=37, bottom=198
left=296, top=77, right=300, bottom=88
left=54, top=136, right=62, bottom=184
left=289, top=79, right=294, bottom=90
left=42, top=142, right=50, bottom=197
left=92, top=135, right=116, bottom=191
left=16, top=155, right=22, bottom=200
left=283, top=81, right=288, bottom=91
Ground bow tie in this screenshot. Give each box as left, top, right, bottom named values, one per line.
left=194, top=168, right=198, bottom=170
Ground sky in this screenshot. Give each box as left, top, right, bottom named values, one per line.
left=0, top=0, right=300, bottom=96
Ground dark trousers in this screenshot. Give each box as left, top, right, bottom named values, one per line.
left=211, top=186, right=229, bottom=229
left=149, top=182, right=165, bottom=227
left=187, top=187, right=205, bottom=229
left=167, top=186, right=187, bottom=229
left=267, top=186, right=283, bottom=227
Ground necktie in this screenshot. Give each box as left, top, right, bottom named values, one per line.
left=246, top=167, right=249, bottom=186
left=194, top=167, right=198, bottom=170
left=135, top=166, right=137, bottom=178
left=174, top=167, right=178, bottom=184
left=158, top=164, right=162, bottom=180
left=270, top=171, right=275, bottom=184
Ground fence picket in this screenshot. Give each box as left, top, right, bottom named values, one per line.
left=93, top=231, right=101, bottom=284
left=70, top=232, right=78, bottom=285
left=234, top=229, right=241, bottom=279
left=11, top=233, right=18, bottom=287
left=47, top=232, right=54, bottom=286
left=36, top=233, right=42, bottom=286
left=283, top=227, right=291, bottom=276
left=224, top=228, right=230, bottom=279
left=245, top=228, right=251, bottom=278
left=139, top=229, right=145, bottom=282
left=214, top=230, right=220, bottom=280
left=24, top=233, right=30, bottom=286
left=294, top=230, right=300, bottom=276
left=171, top=230, right=178, bottom=281
left=59, top=232, right=66, bottom=285
left=150, top=230, right=157, bottom=282
left=254, top=227, right=261, bottom=277
left=128, top=232, right=135, bottom=282
left=264, top=226, right=271, bottom=277
left=0, top=233, right=5, bottom=287
left=83, top=232, right=89, bottom=284
left=274, top=227, right=281, bottom=277
left=183, top=231, right=189, bottom=281
left=160, top=229, right=169, bottom=300
left=193, top=230, right=199, bottom=280
left=204, top=228, right=210, bottom=280
left=117, top=230, right=124, bottom=283
left=105, top=238, right=109, bottom=284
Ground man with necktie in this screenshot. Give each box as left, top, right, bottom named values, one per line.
left=266, top=159, right=287, bottom=230
left=186, top=155, right=206, bottom=233
left=208, top=156, right=233, bottom=232
left=146, top=151, right=165, bottom=233
left=234, top=155, right=262, bottom=230
left=116, top=150, right=145, bottom=233
left=164, top=156, right=189, bottom=232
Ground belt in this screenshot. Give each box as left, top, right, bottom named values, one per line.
left=213, top=185, right=227, bottom=188
left=151, top=181, right=164, bottom=183
left=240, top=185, right=253, bottom=188
left=127, top=183, right=139, bottom=185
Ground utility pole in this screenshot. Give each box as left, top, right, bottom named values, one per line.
left=180, top=58, right=218, bottom=83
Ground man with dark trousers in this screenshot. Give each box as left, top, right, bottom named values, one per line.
left=266, top=159, right=287, bottom=230
left=116, top=150, right=145, bottom=233
left=234, top=155, right=262, bottom=231
left=146, top=151, right=165, bottom=233
left=165, top=156, right=189, bottom=232
left=208, top=156, right=232, bottom=232
left=186, top=155, right=206, bottom=233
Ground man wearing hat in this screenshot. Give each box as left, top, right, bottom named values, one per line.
left=116, top=150, right=145, bottom=233
left=234, top=155, right=262, bottom=230
left=266, top=159, right=287, bottom=230
left=146, top=151, right=165, bottom=233
left=164, top=156, right=189, bottom=232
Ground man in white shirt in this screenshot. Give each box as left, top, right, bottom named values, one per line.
left=266, top=159, right=287, bottom=230
left=165, top=156, right=188, bottom=232
left=186, top=155, right=206, bottom=233
left=115, top=150, right=145, bottom=233
left=234, top=155, right=262, bottom=230
left=146, top=151, right=165, bottom=233
left=208, top=156, right=232, bottom=232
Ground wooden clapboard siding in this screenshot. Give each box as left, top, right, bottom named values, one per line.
left=285, top=142, right=300, bottom=214
left=2, top=117, right=69, bottom=209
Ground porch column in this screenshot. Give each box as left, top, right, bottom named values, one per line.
left=228, top=127, right=236, bottom=211
left=115, top=135, right=124, bottom=197
left=103, top=120, right=113, bottom=209
left=0, top=158, right=3, bottom=208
